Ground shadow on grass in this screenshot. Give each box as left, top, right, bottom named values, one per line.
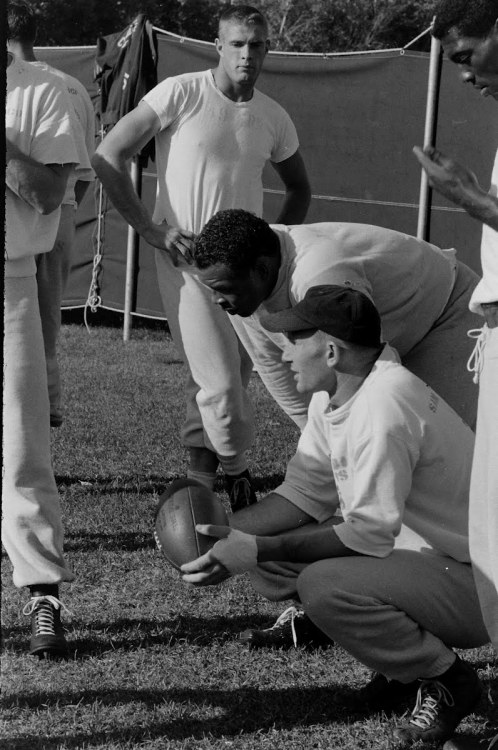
left=54, top=473, right=286, bottom=495
left=2, top=682, right=496, bottom=749
left=0, top=684, right=375, bottom=740
left=2, top=613, right=289, bottom=655
left=63, top=531, right=156, bottom=552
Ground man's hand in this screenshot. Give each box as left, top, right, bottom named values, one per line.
left=144, top=222, right=196, bottom=266
left=181, top=524, right=258, bottom=586
left=413, top=145, right=486, bottom=209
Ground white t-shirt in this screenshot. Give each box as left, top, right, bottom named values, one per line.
left=277, top=345, right=473, bottom=562
left=31, top=61, right=95, bottom=206
left=142, top=69, right=299, bottom=232
left=255, top=222, right=457, bottom=356
left=5, top=58, right=80, bottom=275
left=470, top=147, right=498, bottom=312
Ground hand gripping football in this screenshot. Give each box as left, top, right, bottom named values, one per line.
left=153, top=479, right=229, bottom=570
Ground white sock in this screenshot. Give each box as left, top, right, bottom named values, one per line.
left=219, top=456, right=248, bottom=477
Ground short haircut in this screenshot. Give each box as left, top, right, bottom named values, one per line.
left=7, top=0, right=37, bottom=44
left=433, top=0, right=498, bottom=39
left=194, top=209, right=279, bottom=276
left=218, top=5, right=268, bottom=36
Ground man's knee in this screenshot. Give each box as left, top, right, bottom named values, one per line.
left=297, top=559, right=345, bottom=619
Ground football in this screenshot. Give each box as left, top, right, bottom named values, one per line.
left=153, top=478, right=229, bottom=570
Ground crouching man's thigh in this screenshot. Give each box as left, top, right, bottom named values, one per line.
left=297, top=551, right=488, bottom=649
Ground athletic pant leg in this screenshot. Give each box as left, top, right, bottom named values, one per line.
left=469, top=326, right=498, bottom=650
left=35, top=204, right=75, bottom=424
left=2, top=275, right=74, bottom=588
left=401, top=261, right=480, bottom=428
left=297, top=551, right=488, bottom=683
left=155, top=251, right=254, bottom=463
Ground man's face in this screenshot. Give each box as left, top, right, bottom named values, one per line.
left=215, top=21, right=269, bottom=89
left=282, top=330, right=337, bottom=395
left=197, top=263, right=268, bottom=317
left=441, top=23, right=498, bottom=99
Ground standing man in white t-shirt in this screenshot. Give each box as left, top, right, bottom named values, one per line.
left=5, top=51, right=80, bottom=658
left=93, top=5, right=311, bottom=510
left=181, top=285, right=488, bottom=747
left=7, top=0, right=95, bottom=428
left=414, top=0, right=498, bottom=657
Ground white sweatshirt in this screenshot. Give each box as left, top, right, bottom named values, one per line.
left=277, top=346, right=474, bottom=563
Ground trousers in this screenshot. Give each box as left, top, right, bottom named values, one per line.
left=250, top=550, right=488, bottom=683
left=155, top=250, right=254, bottom=471
left=36, top=203, right=76, bottom=424
left=2, top=275, right=74, bottom=588
left=469, top=325, right=498, bottom=650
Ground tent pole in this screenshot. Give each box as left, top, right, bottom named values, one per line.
left=417, top=31, right=443, bottom=241
left=123, top=157, right=141, bottom=342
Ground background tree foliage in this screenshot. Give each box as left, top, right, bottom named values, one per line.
left=31, top=0, right=436, bottom=51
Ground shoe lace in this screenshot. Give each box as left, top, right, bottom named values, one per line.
left=231, top=477, right=251, bottom=507
left=467, top=327, right=488, bottom=384
left=489, top=734, right=498, bottom=750
left=271, top=605, right=302, bottom=648
left=408, top=680, right=454, bottom=730
left=22, top=596, right=70, bottom=636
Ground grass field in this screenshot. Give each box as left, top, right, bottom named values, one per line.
left=2, top=315, right=497, bottom=750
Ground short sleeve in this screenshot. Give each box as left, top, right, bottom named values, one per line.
left=270, top=109, right=299, bottom=164
left=142, top=77, right=187, bottom=131
left=31, top=85, right=80, bottom=167
left=334, top=432, right=417, bottom=557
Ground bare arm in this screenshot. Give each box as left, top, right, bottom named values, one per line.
left=413, top=145, right=498, bottom=232
left=258, top=520, right=358, bottom=564
left=181, top=516, right=356, bottom=586
left=229, top=491, right=315, bottom=535
left=6, top=138, right=72, bottom=215
left=272, top=149, right=311, bottom=225
left=91, top=101, right=195, bottom=264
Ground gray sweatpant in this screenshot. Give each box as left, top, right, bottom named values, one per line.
left=250, top=550, right=488, bottom=683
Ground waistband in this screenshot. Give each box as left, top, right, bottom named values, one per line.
left=482, top=302, right=498, bottom=329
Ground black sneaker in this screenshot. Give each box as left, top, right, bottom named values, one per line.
left=22, top=595, right=69, bottom=659
left=225, top=470, right=257, bottom=512
left=239, top=605, right=334, bottom=650
left=349, top=672, right=419, bottom=713
left=394, top=656, right=482, bottom=746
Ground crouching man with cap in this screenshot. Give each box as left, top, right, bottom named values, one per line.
left=182, top=285, right=489, bottom=746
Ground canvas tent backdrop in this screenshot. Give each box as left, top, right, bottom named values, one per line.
left=36, top=28, right=498, bottom=321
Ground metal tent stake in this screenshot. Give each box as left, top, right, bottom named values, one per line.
left=417, top=31, right=443, bottom=241
left=123, top=157, right=142, bottom=341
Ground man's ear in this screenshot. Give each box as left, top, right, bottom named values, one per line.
left=254, top=256, right=271, bottom=281
left=215, top=37, right=222, bottom=56
left=326, top=341, right=341, bottom=369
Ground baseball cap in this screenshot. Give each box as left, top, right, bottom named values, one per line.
left=260, top=284, right=382, bottom=348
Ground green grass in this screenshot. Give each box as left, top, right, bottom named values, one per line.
left=2, top=319, right=497, bottom=750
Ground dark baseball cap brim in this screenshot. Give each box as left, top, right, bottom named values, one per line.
left=261, top=307, right=318, bottom=334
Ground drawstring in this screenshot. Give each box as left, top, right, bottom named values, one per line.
left=467, top=327, right=488, bottom=385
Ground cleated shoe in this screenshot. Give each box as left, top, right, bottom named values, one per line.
left=394, top=656, right=482, bottom=746
left=225, top=470, right=257, bottom=512
left=23, top=595, right=69, bottom=659
left=239, top=605, right=334, bottom=650
left=349, top=672, right=420, bottom=713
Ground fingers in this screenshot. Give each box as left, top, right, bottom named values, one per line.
left=180, top=550, right=214, bottom=573
left=159, top=223, right=196, bottom=265
left=195, top=524, right=231, bottom=539
left=181, top=559, right=230, bottom=586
